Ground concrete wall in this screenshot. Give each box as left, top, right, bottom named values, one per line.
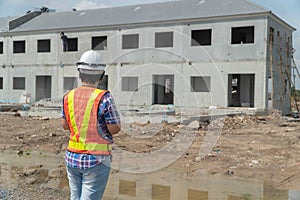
left=0, top=14, right=292, bottom=113
left=266, top=17, right=293, bottom=114
left=107, top=16, right=268, bottom=110
left=110, top=60, right=265, bottom=109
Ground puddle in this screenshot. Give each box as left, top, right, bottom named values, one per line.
left=104, top=170, right=300, bottom=200
left=0, top=150, right=68, bottom=190
left=0, top=150, right=300, bottom=200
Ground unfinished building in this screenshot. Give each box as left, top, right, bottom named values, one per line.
left=0, top=0, right=296, bottom=114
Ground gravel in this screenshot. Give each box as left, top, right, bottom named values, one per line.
left=0, top=187, right=68, bottom=200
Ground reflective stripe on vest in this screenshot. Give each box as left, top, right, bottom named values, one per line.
left=68, top=140, right=113, bottom=151
left=64, top=87, right=112, bottom=155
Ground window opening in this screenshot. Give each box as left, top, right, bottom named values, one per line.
left=92, top=36, right=107, bottom=50
left=231, top=26, right=254, bottom=44
left=37, top=39, right=51, bottom=53
left=155, top=32, right=173, bottom=48
left=67, top=38, right=78, bottom=52
left=0, top=42, right=3, bottom=54
left=191, top=29, right=212, bottom=46
left=13, top=77, right=25, bottom=90
left=191, top=76, right=210, bottom=92
left=13, top=40, right=26, bottom=53
left=122, top=34, right=139, bottom=49
left=64, top=77, right=77, bottom=92
left=0, top=77, right=3, bottom=89
left=122, top=77, right=138, bottom=91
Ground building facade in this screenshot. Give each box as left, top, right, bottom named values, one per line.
left=0, top=0, right=295, bottom=114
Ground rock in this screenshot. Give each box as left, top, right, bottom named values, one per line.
left=225, top=170, right=234, bottom=175
left=285, top=128, right=295, bottom=132
left=256, top=116, right=266, bottom=121
left=195, top=157, right=201, bottom=162
left=177, top=125, right=185, bottom=129
left=188, top=121, right=199, bottom=130
left=249, top=160, right=259, bottom=167
left=279, top=123, right=289, bottom=127
left=208, top=170, right=217, bottom=175
left=17, top=150, right=24, bottom=156
left=251, top=160, right=259, bottom=164
left=207, top=153, right=216, bottom=158
left=14, top=113, right=21, bottom=117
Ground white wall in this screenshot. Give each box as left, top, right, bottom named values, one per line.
left=0, top=15, right=289, bottom=113
left=108, top=60, right=265, bottom=109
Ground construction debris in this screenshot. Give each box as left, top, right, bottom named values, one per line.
left=0, top=103, right=24, bottom=112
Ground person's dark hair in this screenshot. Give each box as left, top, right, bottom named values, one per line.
left=79, top=72, right=102, bottom=84
left=61, top=32, right=64, bottom=35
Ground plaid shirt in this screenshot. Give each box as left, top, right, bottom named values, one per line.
left=62, top=90, right=120, bottom=169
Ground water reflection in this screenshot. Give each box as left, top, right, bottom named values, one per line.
left=104, top=170, right=300, bottom=200
left=1, top=151, right=300, bottom=200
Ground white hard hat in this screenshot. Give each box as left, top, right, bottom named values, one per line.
left=76, top=50, right=106, bottom=75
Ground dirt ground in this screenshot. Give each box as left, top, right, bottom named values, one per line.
left=1, top=110, right=300, bottom=198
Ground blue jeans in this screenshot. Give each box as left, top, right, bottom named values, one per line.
left=66, top=160, right=111, bottom=200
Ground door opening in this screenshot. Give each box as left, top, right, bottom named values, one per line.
left=228, top=74, right=255, bottom=107
left=36, top=76, right=52, bottom=101
left=153, top=75, right=174, bottom=105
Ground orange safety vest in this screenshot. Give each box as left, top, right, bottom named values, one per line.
left=63, top=86, right=112, bottom=155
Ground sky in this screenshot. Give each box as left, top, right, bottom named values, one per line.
left=0, top=0, right=299, bottom=88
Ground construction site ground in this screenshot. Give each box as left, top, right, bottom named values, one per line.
left=1, top=109, right=300, bottom=199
